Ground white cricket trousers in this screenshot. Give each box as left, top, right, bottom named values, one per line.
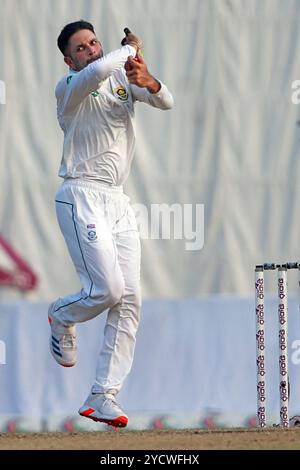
left=52, top=179, right=141, bottom=395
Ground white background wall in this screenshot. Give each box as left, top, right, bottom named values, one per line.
left=1, top=1, right=300, bottom=301
left=1, top=297, right=300, bottom=425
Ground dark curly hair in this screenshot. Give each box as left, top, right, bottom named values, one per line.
left=57, top=20, right=95, bottom=55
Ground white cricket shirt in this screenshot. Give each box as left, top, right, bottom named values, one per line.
left=55, top=45, right=173, bottom=186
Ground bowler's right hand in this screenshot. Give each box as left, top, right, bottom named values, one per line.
left=121, top=30, right=142, bottom=55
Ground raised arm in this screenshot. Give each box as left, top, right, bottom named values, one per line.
left=125, top=55, right=174, bottom=110
left=56, top=45, right=139, bottom=113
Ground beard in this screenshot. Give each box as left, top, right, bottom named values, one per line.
left=87, top=50, right=103, bottom=65
left=73, top=50, right=104, bottom=71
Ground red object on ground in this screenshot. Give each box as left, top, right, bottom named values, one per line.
left=0, top=235, right=38, bottom=291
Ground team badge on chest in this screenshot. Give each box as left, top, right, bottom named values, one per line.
left=114, top=86, right=129, bottom=102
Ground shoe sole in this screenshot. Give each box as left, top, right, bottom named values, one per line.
left=79, top=409, right=128, bottom=428
left=51, top=356, right=76, bottom=367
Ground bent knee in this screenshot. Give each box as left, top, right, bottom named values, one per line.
left=90, top=277, right=124, bottom=308
left=106, top=282, right=124, bottom=307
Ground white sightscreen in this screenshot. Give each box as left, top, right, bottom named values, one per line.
left=1, top=0, right=300, bottom=300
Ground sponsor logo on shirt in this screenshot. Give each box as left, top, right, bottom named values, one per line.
left=114, top=86, right=128, bottom=102
left=67, top=75, right=100, bottom=98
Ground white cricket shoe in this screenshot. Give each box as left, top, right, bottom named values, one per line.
left=79, top=392, right=128, bottom=428
left=48, top=302, right=77, bottom=367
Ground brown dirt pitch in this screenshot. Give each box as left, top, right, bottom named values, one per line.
left=1, top=428, right=300, bottom=450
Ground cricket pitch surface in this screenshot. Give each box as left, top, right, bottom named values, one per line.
left=1, top=428, right=300, bottom=450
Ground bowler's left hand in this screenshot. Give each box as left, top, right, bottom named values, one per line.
left=125, top=55, right=161, bottom=94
